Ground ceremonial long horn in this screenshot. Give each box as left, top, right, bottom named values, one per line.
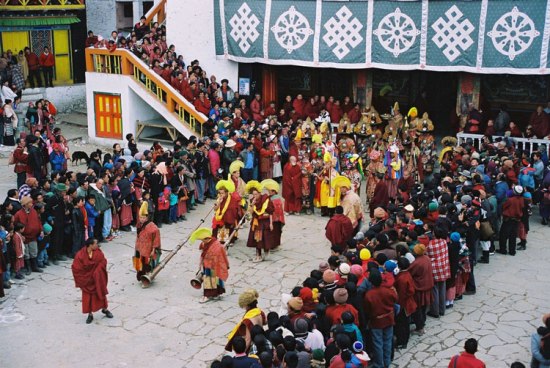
left=140, top=205, right=216, bottom=288
left=224, top=214, right=248, bottom=253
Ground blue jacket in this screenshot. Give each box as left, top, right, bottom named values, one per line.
left=519, top=168, right=535, bottom=189
left=85, top=202, right=99, bottom=227
left=49, top=152, right=65, bottom=172
left=494, top=181, right=508, bottom=204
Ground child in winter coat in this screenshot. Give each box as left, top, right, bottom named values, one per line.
left=156, top=187, right=170, bottom=226
left=169, top=188, right=178, bottom=224
left=85, top=195, right=99, bottom=238
left=37, top=223, right=52, bottom=268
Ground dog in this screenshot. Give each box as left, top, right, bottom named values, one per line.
left=71, top=149, right=103, bottom=166
left=71, top=151, right=89, bottom=166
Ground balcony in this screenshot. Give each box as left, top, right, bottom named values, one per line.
left=85, top=47, right=207, bottom=137
left=0, top=0, right=85, bottom=11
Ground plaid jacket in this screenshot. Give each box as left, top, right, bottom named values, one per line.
left=427, top=238, right=451, bottom=282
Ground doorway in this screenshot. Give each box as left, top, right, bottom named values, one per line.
left=274, top=66, right=352, bottom=104
left=94, top=93, right=123, bottom=139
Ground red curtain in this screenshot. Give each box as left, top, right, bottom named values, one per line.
left=262, top=66, right=278, bottom=104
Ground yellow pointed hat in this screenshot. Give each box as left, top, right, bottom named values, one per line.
left=407, top=107, right=418, bottom=118
left=245, top=180, right=263, bottom=194
left=312, top=134, right=323, bottom=144
left=139, top=202, right=148, bottom=217
left=261, top=179, right=280, bottom=193
left=229, top=160, right=245, bottom=174
left=190, top=227, right=213, bottom=243
left=216, top=179, right=235, bottom=193
left=331, top=175, right=352, bottom=189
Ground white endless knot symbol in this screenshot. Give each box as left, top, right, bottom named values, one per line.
left=229, top=3, right=260, bottom=53
left=431, top=5, right=475, bottom=62
left=374, top=7, right=420, bottom=58
left=271, top=6, right=314, bottom=54
left=487, top=6, right=540, bottom=61
left=323, top=5, right=364, bottom=60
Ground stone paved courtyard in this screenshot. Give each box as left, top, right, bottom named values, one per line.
left=0, top=125, right=549, bottom=368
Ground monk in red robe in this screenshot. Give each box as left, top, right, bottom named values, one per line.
left=212, top=183, right=240, bottom=244
left=325, top=205, right=354, bottom=247
left=71, top=238, right=113, bottom=324
left=199, top=232, right=229, bottom=303
left=134, top=211, right=161, bottom=288
left=282, top=156, right=303, bottom=214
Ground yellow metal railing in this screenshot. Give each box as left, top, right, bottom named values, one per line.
left=144, top=0, right=166, bottom=25
left=0, top=0, right=85, bottom=10
left=86, top=47, right=206, bottom=136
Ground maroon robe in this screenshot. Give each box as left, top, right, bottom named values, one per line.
left=529, top=111, right=549, bottom=138
left=283, top=163, right=303, bottom=213
left=370, top=180, right=390, bottom=217
left=71, top=247, right=109, bottom=314
left=325, top=214, right=354, bottom=247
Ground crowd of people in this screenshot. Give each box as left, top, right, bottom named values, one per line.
left=0, top=16, right=549, bottom=368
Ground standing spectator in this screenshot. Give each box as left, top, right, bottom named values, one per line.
left=394, top=257, right=417, bottom=349
left=194, top=142, right=209, bottom=204
left=49, top=143, right=66, bottom=172
left=46, top=183, right=68, bottom=263
left=239, top=142, right=255, bottom=183
left=85, top=195, right=99, bottom=239
left=530, top=105, right=549, bottom=139
left=90, top=180, right=113, bottom=242
left=85, top=30, right=99, bottom=48
left=71, top=197, right=86, bottom=257
left=498, top=185, right=525, bottom=256
left=426, top=227, right=451, bottom=318
left=26, top=135, right=44, bottom=181
left=494, top=104, right=510, bottom=136
left=39, top=47, right=55, bottom=88
left=2, top=98, right=17, bottom=146
left=24, top=47, right=42, bottom=88
left=12, top=137, right=28, bottom=188
left=409, top=244, right=434, bottom=335
left=1, top=80, right=17, bottom=104
left=364, top=268, right=398, bottom=368
left=250, top=93, right=264, bottom=122
left=13, top=196, right=44, bottom=274
left=448, top=338, right=486, bottom=368
left=208, top=142, right=221, bottom=198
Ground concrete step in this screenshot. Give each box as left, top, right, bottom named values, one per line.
left=57, top=112, right=88, bottom=127
left=72, top=107, right=87, bottom=116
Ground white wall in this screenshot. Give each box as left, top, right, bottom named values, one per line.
left=45, top=84, right=86, bottom=113
left=85, top=71, right=195, bottom=146
left=166, top=0, right=239, bottom=87
left=86, top=0, right=117, bottom=39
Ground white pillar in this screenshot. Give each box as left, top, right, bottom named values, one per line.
left=132, top=0, right=142, bottom=25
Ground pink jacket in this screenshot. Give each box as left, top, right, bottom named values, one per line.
left=208, top=149, right=220, bottom=176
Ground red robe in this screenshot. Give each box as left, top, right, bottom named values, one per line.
left=293, top=98, right=306, bottom=119
left=72, top=247, right=109, bottom=314
left=325, top=214, right=354, bottom=247
left=283, top=163, right=303, bottom=212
